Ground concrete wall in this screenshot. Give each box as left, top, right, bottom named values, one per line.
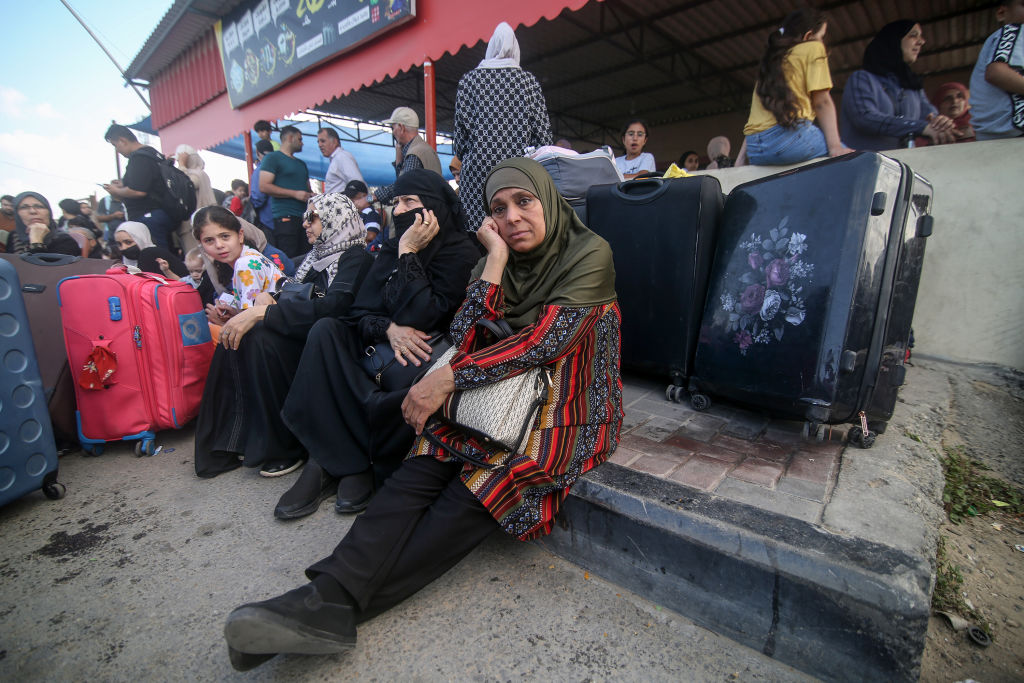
left=690, top=138, right=1024, bottom=369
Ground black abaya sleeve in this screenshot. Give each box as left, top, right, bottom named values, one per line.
left=381, top=240, right=480, bottom=333
left=263, top=246, right=374, bottom=340
left=138, top=247, right=188, bottom=276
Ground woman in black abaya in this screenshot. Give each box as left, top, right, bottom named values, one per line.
left=273, top=171, right=480, bottom=519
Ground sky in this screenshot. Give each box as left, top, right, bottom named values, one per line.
left=1, top=0, right=248, bottom=209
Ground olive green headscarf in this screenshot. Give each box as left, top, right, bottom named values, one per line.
left=473, top=158, right=616, bottom=329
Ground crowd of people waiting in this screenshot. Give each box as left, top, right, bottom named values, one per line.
left=1, top=5, right=1021, bottom=672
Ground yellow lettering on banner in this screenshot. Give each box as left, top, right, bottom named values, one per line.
left=296, top=0, right=325, bottom=18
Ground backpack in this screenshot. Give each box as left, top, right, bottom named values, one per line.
left=130, top=147, right=197, bottom=223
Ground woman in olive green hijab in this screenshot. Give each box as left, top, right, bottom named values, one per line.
left=223, top=158, right=623, bottom=668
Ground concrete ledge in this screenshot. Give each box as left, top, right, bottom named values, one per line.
left=539, top=463, right=932, bottom=682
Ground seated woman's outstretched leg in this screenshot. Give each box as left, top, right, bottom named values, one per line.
left=224, top=457, right=498, bottom=662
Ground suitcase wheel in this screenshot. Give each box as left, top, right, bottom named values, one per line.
left=801, top=422, right=827, bottom=442
left=665, top=385, right=687, bottom=403
left=690, top=393, right=711, bottom=412
left=134, top=440, right=157, bottom=457
left=43, top=481, right=67, bottom=500
left=847, top=425, right=876, bottom=449
left=82, top=443, right=104, bottom=457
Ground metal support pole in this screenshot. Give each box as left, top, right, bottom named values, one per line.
left=243, top=131, right=254, bottom=179
left=424, top=60, right=437, bottom=150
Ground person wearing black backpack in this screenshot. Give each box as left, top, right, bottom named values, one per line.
left=104, top=123, right=191, bottom=252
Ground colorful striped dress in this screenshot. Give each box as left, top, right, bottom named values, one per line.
left=410, top=279, right=623, bottom=540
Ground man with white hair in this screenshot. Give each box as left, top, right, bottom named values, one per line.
left=318, top=127, right=365, bottom=194
left=371, top=107, right=443, bottom=205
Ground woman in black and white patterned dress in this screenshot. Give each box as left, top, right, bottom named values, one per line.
left=454, top=22, right=552, bottom=232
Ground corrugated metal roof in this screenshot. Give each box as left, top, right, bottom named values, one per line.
left=136, top=0, right=1002, bottom=150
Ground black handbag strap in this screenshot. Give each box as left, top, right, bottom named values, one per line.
left=476, top=317, right=514, bottom=340
left=422, top=429, right=499, bottom=470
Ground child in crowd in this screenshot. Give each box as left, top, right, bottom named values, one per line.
left=341, top=180, right=384, bottom=252
left=158, top=247, right=205, bottom=288
left=615, top=119, right=656, bottom=179
left=193, top=206, right=287, bottom=327
left=253, top=120, right=280, bottom=151
left=969, top=0, right=1024, bottom=140
left=740, top=7, right=852, bottom=165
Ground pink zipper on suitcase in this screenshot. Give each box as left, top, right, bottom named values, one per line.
left=57, top=267, right=214, bottom=455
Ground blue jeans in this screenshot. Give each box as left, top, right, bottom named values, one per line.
left=135, top=209, right=176, bottom=251
left=745, top=120, right=828, bottom=165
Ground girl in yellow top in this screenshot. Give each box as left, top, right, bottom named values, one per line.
left=740, top=8, right=852, bottom=165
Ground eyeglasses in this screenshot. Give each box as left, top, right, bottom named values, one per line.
left=18, top=203, right=47, bottom=211
left=624, top=131, right=647, bottom=138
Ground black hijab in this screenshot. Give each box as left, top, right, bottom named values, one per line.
left=12, top=191, right=57, bottom=247
left=347, top=170, right=474, bottom=320
left=863, top=20, right=924, bottom=91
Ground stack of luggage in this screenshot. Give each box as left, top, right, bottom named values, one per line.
left=580, top=152, right=933, bottom=448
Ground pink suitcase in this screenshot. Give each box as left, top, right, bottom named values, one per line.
left=57, top=267, right=214, bottom=455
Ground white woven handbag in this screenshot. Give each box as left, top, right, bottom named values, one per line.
left=422, top=320, right=552, bottom=463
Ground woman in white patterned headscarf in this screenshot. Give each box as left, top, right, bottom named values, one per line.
left=453, top=21, right=552, bottom=233
left=293, top=193, right=366, bottom=293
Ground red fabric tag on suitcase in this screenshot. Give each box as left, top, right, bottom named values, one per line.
left=78, top=344, right=117, bottom=390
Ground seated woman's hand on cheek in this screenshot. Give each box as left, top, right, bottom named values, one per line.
left=401, top=365, right=455, bottom=434
left=397, top=208, right=440, bottom=256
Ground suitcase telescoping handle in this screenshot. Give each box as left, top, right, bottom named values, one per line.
left=104, top=264, right=172, bottom=285
left=19, top=252, right=82, bottom=267
left=612, top=177, right=672, bottom=202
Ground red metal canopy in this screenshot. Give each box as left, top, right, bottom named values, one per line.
left=152, top=0, right=593, bottom=152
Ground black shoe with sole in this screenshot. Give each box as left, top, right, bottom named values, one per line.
left=227, top=646, right=276, bottom=672
left=224, top=584, right=356, bottom=659
left=334, top=470, right=374, bottom=513
left=274, top=460, right=339, bottom=520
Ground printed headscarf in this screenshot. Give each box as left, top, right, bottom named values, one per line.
left=294, top=193, right=365, bottom=285
left=475, top=158, right=616, bottom=329
left=478, top=22, right=521, bottom=69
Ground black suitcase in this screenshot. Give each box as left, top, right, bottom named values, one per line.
left=586, top=176, right=723, bottom=389
left=0, top=253, right=114, bottom=444
left=0, top=258, right=66, bottom=506
left=687, top=152, right=933, bottom=447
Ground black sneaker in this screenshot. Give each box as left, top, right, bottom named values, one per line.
left=224, top=584, right=356, bottom=658
left=274, top=461, right=339, bottom=520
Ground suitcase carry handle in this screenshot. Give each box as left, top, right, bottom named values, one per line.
left=20, top=252, right=82, bottom=267
left=104, top=265, right=171, bottom=285
left=613, top=177, right=672, bottom=202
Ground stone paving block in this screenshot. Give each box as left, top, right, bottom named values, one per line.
left=787, top=451, right=838, bottom=484
left=799, top=438, right=846, bottom=457
left=632, top=397, right=696, bottom=422
left=619, top=433, right=692, bottom=460
left=712, top=435, right=793, bottom=463
left=668, top=454, right=733, bottom=492
left=621, top=382, right=655, bottom=408
left=630, top=453, right=685, bottom=478
left=714, top=478, right=823, bottom=524
left=632, top=415, right=685, bottom=443
left=678, top=413, right=726, bottom=442
left=608, top=446, right=642, bottom=467
left=665, top=434, right=743, bottom=463
left=729, top=457, right=784, bottom=487
left=763, top=421, right=807, bottom=445
left=620, top=409, right=652, bottom=435
left=721, top=411, right=770, bottom=439
left=776, top=476, right=830, bottom=503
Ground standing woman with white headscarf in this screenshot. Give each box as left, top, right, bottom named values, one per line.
left=454, top=21, right=552, bottom=233
left=176, top=144, right=218, bottom=253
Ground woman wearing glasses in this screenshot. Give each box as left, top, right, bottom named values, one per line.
left=6, top=192, right=80, bottom=256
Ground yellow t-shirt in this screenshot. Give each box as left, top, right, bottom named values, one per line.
left=743, top=40, right=833, bottom=135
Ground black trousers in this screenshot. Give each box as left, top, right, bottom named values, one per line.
left=306, top=456, right=499, bottom=623
left=274, top=215, right=310, bottom=259
left=281, top=318, right=415, bottom=482
left=193, top=326, right=306, bottom=476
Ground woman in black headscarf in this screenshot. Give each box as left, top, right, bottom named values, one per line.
left=840, top=20, right=956, bottom=150
left=5, top=192, right=80, bottom=256
left=257, top=170, right=479, bottom=515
